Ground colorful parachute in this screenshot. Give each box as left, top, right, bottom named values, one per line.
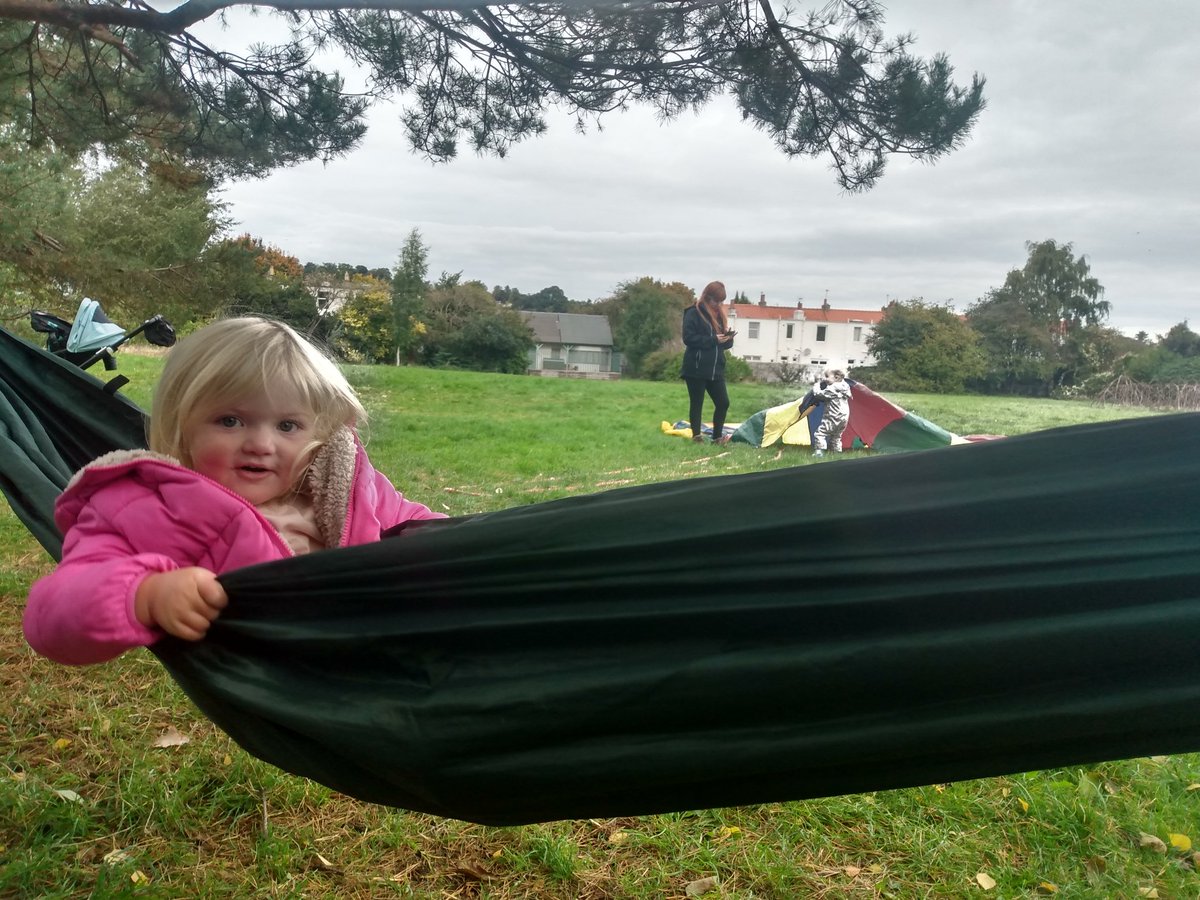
left=733, top=381, right=981, bottom=452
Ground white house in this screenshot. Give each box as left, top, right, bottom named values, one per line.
left=728, top=300, right=884, bottom=378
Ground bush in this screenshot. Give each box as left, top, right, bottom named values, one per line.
left=640, top=349, right=683, bottom=382
left=638, top=349, right=754, bottom=383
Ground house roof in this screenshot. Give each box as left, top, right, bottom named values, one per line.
left=729, top=303, right=885, bottom=324
left=522, top=311, right=613, bottom=346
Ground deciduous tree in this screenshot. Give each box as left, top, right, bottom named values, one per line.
left=611, top=277, right=693, bottom=376
left=968, top=240, right=1111, bottom=393
left=865, top=298, right=984, bottom=392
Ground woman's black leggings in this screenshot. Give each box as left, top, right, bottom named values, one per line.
left=685, top=377, right=730, bottom=438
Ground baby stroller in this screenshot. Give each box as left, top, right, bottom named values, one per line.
left=30, top=298, right=176, bottom=371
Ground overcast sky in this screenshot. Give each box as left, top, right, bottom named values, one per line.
left=217, top=0, right=1199, bottom=337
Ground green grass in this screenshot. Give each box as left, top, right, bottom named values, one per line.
left=2, top=360, right=1195, bottom=898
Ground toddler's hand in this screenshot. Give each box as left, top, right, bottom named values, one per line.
left=134, top=568, right=228, bottom=641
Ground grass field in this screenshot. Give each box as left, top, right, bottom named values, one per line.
left=2, top=359, right=1196, bottom=899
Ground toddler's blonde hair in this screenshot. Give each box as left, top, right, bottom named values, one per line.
left=149, top=317, right=366, bottom=468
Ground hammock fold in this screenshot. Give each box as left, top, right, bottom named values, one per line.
left=2, top=326, right=1198, bottom=825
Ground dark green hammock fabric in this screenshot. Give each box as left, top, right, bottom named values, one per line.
left=0, top=329, right=146, bottom=558
left=3, top=327, right=1199, bottom=825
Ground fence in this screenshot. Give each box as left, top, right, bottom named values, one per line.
left=1095, top=375, right=1200, bottom=411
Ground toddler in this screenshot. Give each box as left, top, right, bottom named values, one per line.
left=811, top=368, right=852, bottom=456
left=24, top=316, right=443, bottom=665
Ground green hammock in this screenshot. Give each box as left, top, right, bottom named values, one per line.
left=3, top=327, right=1199, bottom=825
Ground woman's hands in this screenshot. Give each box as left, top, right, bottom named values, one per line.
left=134, top=568, right=228, bottom=641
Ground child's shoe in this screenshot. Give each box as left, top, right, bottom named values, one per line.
left=813, top=450, right=824, bottom=457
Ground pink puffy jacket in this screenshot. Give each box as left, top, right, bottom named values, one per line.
left=24, top=427, right=442, bottom=665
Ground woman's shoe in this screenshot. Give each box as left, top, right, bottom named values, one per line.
left=692, top=434, right=706, bottom=443
left=713, top=435, right=731, bottom=446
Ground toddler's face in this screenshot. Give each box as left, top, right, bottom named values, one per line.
left=187, top=389, right=317, bottom=506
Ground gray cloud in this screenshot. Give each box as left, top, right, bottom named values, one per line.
left=219, top=0, right=1199, bottom=335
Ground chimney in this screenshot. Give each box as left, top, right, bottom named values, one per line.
left=821, top=299, right=831, bottom=311
left=796, top=300, right=803, bottom=309
left=758, top=291, right=767, bottom=307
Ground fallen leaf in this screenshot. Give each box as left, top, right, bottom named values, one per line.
left=1192, top=852, right=1200, bottom=869
left=491, top=848, right=503, bottom=858
left=222, top=754, right=232, bottom=766
left=130, top=871, right=150, bottom=884
left=685, top=876, right=719, bottom=897
left=868, top=864, right=883, bottom=875
left=844, top=866, right=862, bottom=877
left=1168, top=833, right=1192, bottom=852
left=1036, top=881, right=1058, bottom=894
left=54, top=789, right=82, bottom=803
left=976, top=872, right=996, bottom=890
left=1148, top=756, right=1169, bottom=765
left=152, top=727, right=189, bottom=749
left=1186, top=783, right=1200, bottom=792
left=1018, top=797, right=1030, bottom=812
left=608, top=831, right=628, bottom=844
left=102, top=849, right=132, bottom=865
left=1137, top=888, right=1158, bottom=898
left=453, top=863, right=490, bottom=881
left=1138, top=833, right=1168, bottom=853
left=710, top=825, right=741, bottom=841
left=53, top=738, right=71, bottom=750
left=314, top=852, right=335, bottom=869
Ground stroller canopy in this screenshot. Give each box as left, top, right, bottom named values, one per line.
left=65, top=298, right=126, bottom=354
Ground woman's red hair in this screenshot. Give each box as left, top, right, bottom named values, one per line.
left=696, top=281, right=727, bottom=333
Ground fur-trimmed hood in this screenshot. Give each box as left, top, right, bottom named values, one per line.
left=61, top=426, right=361, bottom=548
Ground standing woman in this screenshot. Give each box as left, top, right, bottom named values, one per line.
left=680, top=281, right=736, bottom=444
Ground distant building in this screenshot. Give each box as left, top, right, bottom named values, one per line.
left=522, top=311, right=620, bottom=379
left=728, top=299, right=884, bottom=380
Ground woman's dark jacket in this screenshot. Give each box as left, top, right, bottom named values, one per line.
left=680, top=306, right=733, bottom=380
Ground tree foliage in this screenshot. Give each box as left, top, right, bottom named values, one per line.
left=865, top=298, right=984, bottom=392
left=0, top=137, right=239, bottom=325
left=391, top=228, right=429, bottom=364
left=495, top=284, right=573, bottom=312
left=419, top=277, right=533, bottom=371
left=1116, top=321, right=1200, bottom=385
left=0, top=1, right=984, bottom=189
left=968, top=240, right=1112, bottom=393
left=220, top=237, right=326, bottom=336
left=332, top=278, right=395, bottom=363
left=608, top=277, right=693, bottom=376
left=439, top=311, right=534, bottom=374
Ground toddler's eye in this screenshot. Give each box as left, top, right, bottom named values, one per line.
left=278, top=420, right=302, bottom=434
left=218, top=415, right=240, bottom=428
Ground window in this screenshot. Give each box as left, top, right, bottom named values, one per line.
left=853, top=326, right=863, bottom=341
left=816, top=325, right=827, bottom=342
left=785, top=323, right=794, bottom=339
left=748, top=322, right=760, bottom=339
